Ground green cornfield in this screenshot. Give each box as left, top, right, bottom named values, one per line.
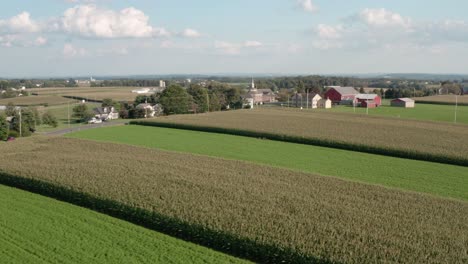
left=1, top=137, right=467, bottom=263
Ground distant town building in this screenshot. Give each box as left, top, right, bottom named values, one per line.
left=391, top=98, right=415, bottom=108
left=324, top=86, right=359, bottom=104
left=160, top=80, right=166, bottom=88
left=243, top=79, right=276, bottom=106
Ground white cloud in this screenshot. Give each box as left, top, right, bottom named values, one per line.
left=63, top=43, right=87, bottom=57
left=358, top=8, right=412, bottom=29
left=181, top=28, right=201, bottom=38
left=35, top=36, right=48, bottom=46
left=215, top=41, right=241, bottom=55
left=60, top=5, right=169, bottom=38
left=298, top=0, right=318, bottom=13
left=0, top=12, right=41, bottom=33
left=316, top=24, right=343, bottom=39
left=244, top=40, right=263, bottom=47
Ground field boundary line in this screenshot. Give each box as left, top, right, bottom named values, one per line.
left=0, top=172, right=331, bottom=264
left=130, top=121, right=468, bottom=167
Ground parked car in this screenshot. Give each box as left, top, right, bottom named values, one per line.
left=7, top=137, right=15, bottom=142
left=88, top=118, right=102, bottom=124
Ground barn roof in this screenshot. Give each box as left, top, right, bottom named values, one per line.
left=356, top=94, right=379, bottom=100
left=392, top=98, right=414, bottom=103
left=329, top=86, right=358, bottom=95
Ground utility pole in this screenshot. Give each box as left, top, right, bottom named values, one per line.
left=207, top=92, right=210, bottom=112
left=366, top=99, right=369, bottom=115
left=454, top=94, right=458, bottom=124
left=68, top=101, right=70, bottom=128
left=19, top=108, right=22, bottom=137
left=306, top=89, right=309, bottom=109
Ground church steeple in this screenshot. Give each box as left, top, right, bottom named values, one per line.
left=251, top=77, right=256, bottom=90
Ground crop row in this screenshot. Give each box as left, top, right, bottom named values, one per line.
left=0, top=137, right=466, bottom=263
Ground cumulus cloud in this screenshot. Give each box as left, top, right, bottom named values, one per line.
left=358, top=8, right=412, bottom=29
left=63, top=43, right=87, bottom=57
left=60, top=5, right=169, bottom=38
left=298, top=0, right=318, bottom=13
left=0, top=12, right=41, bottom=33
left=181, top=28, right=201, bottom=38
left=316, top=24, right=343, bottom=39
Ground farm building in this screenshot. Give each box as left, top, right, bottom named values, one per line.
left=356, top=94, right=382, bottom=107
left=361, top=100, right=377, bottom=108
left=391, top=98, right=415, bottom=108
left=324, top=86, right=358, bottom=104
left=317, top=98, right=332, bottom=109
left=136, top=103, right=163, bottom=118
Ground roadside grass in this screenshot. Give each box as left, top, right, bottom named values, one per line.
left=0, top=184, right=246, bottom=264
left=1, top=137, right=467, bottom=264
left=68, top=125, right=468, bottom=201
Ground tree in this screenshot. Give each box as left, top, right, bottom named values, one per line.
left=187, top=85, right=209, bottom=113
left=10, top=109, right=35, bottom=137
left=359, top=87, right=365, bottom=93
left=0, top=114, right=9, bottom=140
left=5, top=102, right=16, bottom=116
left=73, top=104, right=94, bottom=122
left=42, top=111, right=58, bottom=128
left=159, top=85, right=192, bottom=115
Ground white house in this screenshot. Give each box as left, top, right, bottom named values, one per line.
left=135, top=103, right=163, bottom=117
left=94, top=107, right=119, bottom=121
left=310, top=94, right=322, bottom=109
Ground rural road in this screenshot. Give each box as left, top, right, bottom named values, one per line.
left=44, top=121, right=127, bottom=136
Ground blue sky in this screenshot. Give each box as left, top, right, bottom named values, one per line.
left=1, top=0, right=468, bottom=77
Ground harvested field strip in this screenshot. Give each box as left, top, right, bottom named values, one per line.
left=1, top=137, right=467, bottom=263
left=131, top=108, right=468, bottom=166
left=0, top=185, right=246, bottom=264
left=69, top=125, right=468, bottom=201
left=0, top=95, right=74, bottom=106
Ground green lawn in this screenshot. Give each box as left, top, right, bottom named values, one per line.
left=318, top=102, right=468, bottom=124
left=68, top=125, right=468, bottom=201
left=0, top=184, right=246, bottom=264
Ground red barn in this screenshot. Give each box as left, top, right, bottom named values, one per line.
left=324, top=86, right=359, bottom=104
left=356, top=94, right=382, bottom=107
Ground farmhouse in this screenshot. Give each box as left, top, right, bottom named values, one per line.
left=94, top=106, right=119, bottom=121
left=356, top=94, right=382, bottom=107
left=324, top=86, right=358, bottom=104
left=391, top=98, right=415, bottom=108
left=136, top=103, right=163, bottom=118
left=243, top=79, right=276, bottom=105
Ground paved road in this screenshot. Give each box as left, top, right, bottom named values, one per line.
left=44, top=121, right=127, bottom=136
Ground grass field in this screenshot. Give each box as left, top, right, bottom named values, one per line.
left=0, top=95, right=74, bottom=107
left=1, top=137, right=467, bottom=263
left=28, top=86, right=152, bottom=102
left=68, top=125, right=468, bottom=201
left=323, top=103, right=468, bottom=123
left=0, top=184, right=246, bottom=264
left=135, top=108, right=468, bottom=164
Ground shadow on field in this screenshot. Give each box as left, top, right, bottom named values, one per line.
left=0, top=172, right=335, bottom=264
